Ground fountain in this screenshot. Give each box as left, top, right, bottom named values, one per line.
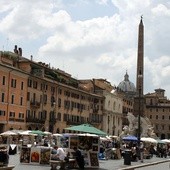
left=119, top=112, right=157, bottom=141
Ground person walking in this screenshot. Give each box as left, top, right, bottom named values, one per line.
left=73, top=146, right=85, bottom=169
left=139, top=142, right=144, bottom=163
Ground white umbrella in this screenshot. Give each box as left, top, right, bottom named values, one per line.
left=0, top=131, right=17, bottom=136
left=19, top=130, right=36, bottom=135
left=161, top=139, right=170, bottom=143
left=141, top=137, right=158, bottom=143
left=53, top=133, right=63, bottom=137
left=44, top=131, right=52, bottom=135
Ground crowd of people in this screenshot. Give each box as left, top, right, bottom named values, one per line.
left=99, top=137, right=170, bottom=164
left=50, top=145, right=85, bottom=170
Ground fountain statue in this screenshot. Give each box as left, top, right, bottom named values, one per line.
left=128, top=112, right=157, bottom=137
left=119, top=112, right=157, bottom=139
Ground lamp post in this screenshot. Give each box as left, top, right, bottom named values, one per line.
left=138, top=87, right=143, bottom=162
left=138, top=87, right=141, bottom=143
left=52, top=102, right=56, bottom=134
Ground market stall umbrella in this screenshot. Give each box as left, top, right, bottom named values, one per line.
left=19, top=130, right=35, bottom=135
left=141, top=137, right=158, bottom=144
left=122, top=135, right=138, bottom=141
left=44, top=131, right=52, bottom=135
left=29, top=130, right=46, bottom=136
left=0, top=131, right=17, bottom=136
left=156, top=139, right=166, bottom=144
left=161, top=139, right=170, bottom=143
left=53, top=133, right=63, bottom=137
left=64, top=124, right=107, bottom=136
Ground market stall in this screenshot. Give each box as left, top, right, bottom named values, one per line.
left=64, top=133, right=100, bottom=168
left=19, top=131, right=52, bottom=165
left=20, top=146, right=51, bottom=164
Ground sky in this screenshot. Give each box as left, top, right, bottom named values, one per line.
left=0, top=0, right=170, bottom=98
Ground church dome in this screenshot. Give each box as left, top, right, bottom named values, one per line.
left=117, top=72, right=136, bottom=92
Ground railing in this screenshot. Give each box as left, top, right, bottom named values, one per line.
left=30, top=101, right=41, bottom=108
left=26, top=117, right=45, bottom=123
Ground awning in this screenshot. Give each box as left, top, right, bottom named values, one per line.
left=65, top=124, right=107, bottom=136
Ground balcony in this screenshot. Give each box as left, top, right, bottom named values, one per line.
left=66, top=120, right=85, bottom=125
left=9, top=118, right=25, bottom=122
left=30, top=101, right=40, bottom=108
left=93, top=108, right=99, bottom=113
left=49, top=117, right=57, bottom=124
left=26, top=117, right=45, bottom=124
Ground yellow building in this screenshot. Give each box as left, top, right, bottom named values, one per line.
left=0, top=47, right=104, bottom=133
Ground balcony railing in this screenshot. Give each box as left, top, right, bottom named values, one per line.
left=26, top=117, right=45, bottom=124
left=30, top=101, right=41, bottom=108
left=49, top=118, right=57, bottom=124
left=66, top=120, right=85, bottom=125
left=9, top=118, right=25, bottom=122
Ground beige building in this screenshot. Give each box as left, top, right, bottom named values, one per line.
left=0, top=47, right=104, bottom=133
left=79, top=79, right=123, bottom=136
left=102, top=90, right=122, bottom=136
left=145, top=88, right=170, bottom=139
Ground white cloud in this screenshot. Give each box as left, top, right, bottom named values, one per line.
left=152, top=4, right=170, bottom=16
left=0, top=0, right=170, bottom=97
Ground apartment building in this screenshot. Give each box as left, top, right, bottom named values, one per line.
left=145, top=88, right=170, bottom=139
left=79, top=79, right=123, bottom=136
left=0, top=47, right=104, bottom=133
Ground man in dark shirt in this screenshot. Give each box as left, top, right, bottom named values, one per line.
left=73, top=147, right=84, bottom=169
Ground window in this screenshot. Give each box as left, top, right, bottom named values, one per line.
left=155, top=124, right=158, bottom=130
left=21, top=82, right=24, bottom=90
left=108, top=101, right=110, bottom=107
left=43, top=94, right=47, bottom=104
left=58, top=88, right=62, bottom=95
left=11, top=95, right=14, bottom=104
left=45, top=84, right=48, bottom=91
left=20, top=97, right=23, bottom=105
left=19, top=112, right=24, bottom=119
left=51, top=86, right=55, bottom=93
left=162, top=115, right=164, bottom=120
left=33, top=81, right=37, bottom=89
left=113, top=101, right=116, bottom=110
left=2, top=76, right=5, bottom=85
left=58, top=98, right=61, bottom=107
left=162, top=125, right=164, bottom=130
left=0, top=110, right=5, bottom=116
left=9, top=112, right=15, bottom=117
left=156, top=115, right=158, bottom=119
left=11, top=79, right=16, bottom=88
left=1, top=93, right=5, bottom=102
left=27, top=92, right=30, bottom=101
left=28, top=79, right=32, bottom=87
left=150, top=115, right=152, bottom=119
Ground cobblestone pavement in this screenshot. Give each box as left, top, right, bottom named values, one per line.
left=9, top=154, right=170, bottom=170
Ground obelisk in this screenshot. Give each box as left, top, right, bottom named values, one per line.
left=133, top=16, right=145, bottom=117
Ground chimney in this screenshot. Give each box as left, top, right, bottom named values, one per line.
left=18, top=48, right=22, bottom=56
left=14, top=45, right=18, bottom=54
left=30, top=55, right=33, bottom=61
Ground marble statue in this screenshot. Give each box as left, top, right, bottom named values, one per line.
left=123, top=112, right=157, bottom=138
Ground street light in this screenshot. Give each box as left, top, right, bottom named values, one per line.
left=138, top=87, right=141, bottom=142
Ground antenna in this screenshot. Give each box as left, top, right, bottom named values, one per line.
left=62, top=60, right=65, bottom=70
left=6, top=38, right=9, bottom=51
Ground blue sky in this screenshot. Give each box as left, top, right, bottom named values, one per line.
left=0, top=0, right=170, bottom=97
